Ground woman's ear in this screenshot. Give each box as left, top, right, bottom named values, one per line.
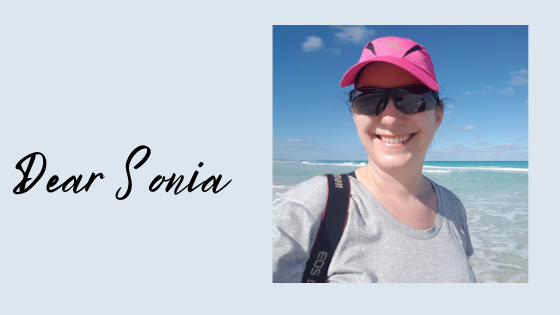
left=435, top=100, right=444, bottom=129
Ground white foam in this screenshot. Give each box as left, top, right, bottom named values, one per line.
left=295, top=162, right=528, bottom=172
left=465, top=199, right=528, bottom=283
left=422, top=165, right=528, bottom=173
left=301, top=161, right=366, bottom=167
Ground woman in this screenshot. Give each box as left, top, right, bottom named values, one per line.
left=272, top=36, right=476, bottom=283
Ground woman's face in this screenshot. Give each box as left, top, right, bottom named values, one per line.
left=353, top=62, right=443, bottom=170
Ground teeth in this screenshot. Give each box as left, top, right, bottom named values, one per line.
left=380, top=134, right=412, bottom=144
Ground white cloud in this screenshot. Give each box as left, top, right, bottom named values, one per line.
left=482, top=85, right=492, bottom=93
left=511, top=69, right=528, bottom=75
left=499, top=87, right=514, bottom=94
left=332, top=26, right=375, bottom=44
left=427, top=142, right=527, bottom=160
left=274, top=138, right=323, bottom=151
left=447, top=104, right=455, bottom=109
left=465, top=91, right=471, bottom=95
left=478, top=141, right=488, bottom=145
left=462, top=126, right=476, bottom=131
left=484, top=143, right=519, bottom=150
left=509, top=69, right=528, bottom=85
left=302, top=36, right=323, bottom=52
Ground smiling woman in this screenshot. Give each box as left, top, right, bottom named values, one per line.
left=273, top=36, right=476, bottom=283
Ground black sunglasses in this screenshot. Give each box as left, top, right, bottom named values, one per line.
left=349, top=85, right=440, bottom=116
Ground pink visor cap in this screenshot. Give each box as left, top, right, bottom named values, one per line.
left=340, top=36, right=439, bottom=91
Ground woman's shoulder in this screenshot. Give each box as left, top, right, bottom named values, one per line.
left=430, top=180, right=465, bottom=209
left=429, top=179, right=468, bottom=225
left=274, top=175, right=328, bottom=206
left=273, top=176, right=328, bottom=221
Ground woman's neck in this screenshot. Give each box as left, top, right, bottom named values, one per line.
left=359, top=159, right=429, bottom=200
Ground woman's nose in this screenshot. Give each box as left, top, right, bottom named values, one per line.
left=380, top=96, right=406, bottom=126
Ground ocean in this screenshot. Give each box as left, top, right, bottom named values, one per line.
left=273, top=160, right=528, bottom=283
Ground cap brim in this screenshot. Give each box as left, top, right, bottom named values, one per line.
left=340, top=56, right=439, bottom=91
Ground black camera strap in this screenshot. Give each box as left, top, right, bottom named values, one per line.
left=301, top=172, right=354, bottom=283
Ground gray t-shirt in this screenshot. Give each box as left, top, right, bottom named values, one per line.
left=273, top=175, right=476, bottom=283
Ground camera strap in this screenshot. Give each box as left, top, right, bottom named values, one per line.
left=301, top=172, right=354, bottom=283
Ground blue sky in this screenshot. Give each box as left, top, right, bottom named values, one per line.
left=273, top=26, right=528, bottom=161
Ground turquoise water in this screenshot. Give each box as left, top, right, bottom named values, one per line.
left=273, top=160, right=528, bottom=283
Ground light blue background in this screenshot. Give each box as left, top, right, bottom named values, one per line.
left=0, top=1, right=550, bottom=314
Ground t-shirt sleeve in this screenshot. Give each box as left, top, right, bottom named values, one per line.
left=463, top=203, right=474, bottom=257
left=434, top=182, right=474, bottom=258
left=272, top=176, right=327, bottom=283
left=448, top=189, right=474, bottom=257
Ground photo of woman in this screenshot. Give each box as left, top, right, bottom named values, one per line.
left=273, top=26, right=528, bottom=283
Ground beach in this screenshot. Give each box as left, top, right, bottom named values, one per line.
left=273, top=160, right=529, bottom=283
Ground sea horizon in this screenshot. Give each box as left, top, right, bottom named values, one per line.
left=274, top=159, right=528, bottom=162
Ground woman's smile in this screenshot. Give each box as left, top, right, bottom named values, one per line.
left=375, top=133, right=416, bottom=146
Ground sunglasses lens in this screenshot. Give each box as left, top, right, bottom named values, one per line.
left=394, top=86, right=437, bottom=114
left=352, top=93, right=386, bottom=116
